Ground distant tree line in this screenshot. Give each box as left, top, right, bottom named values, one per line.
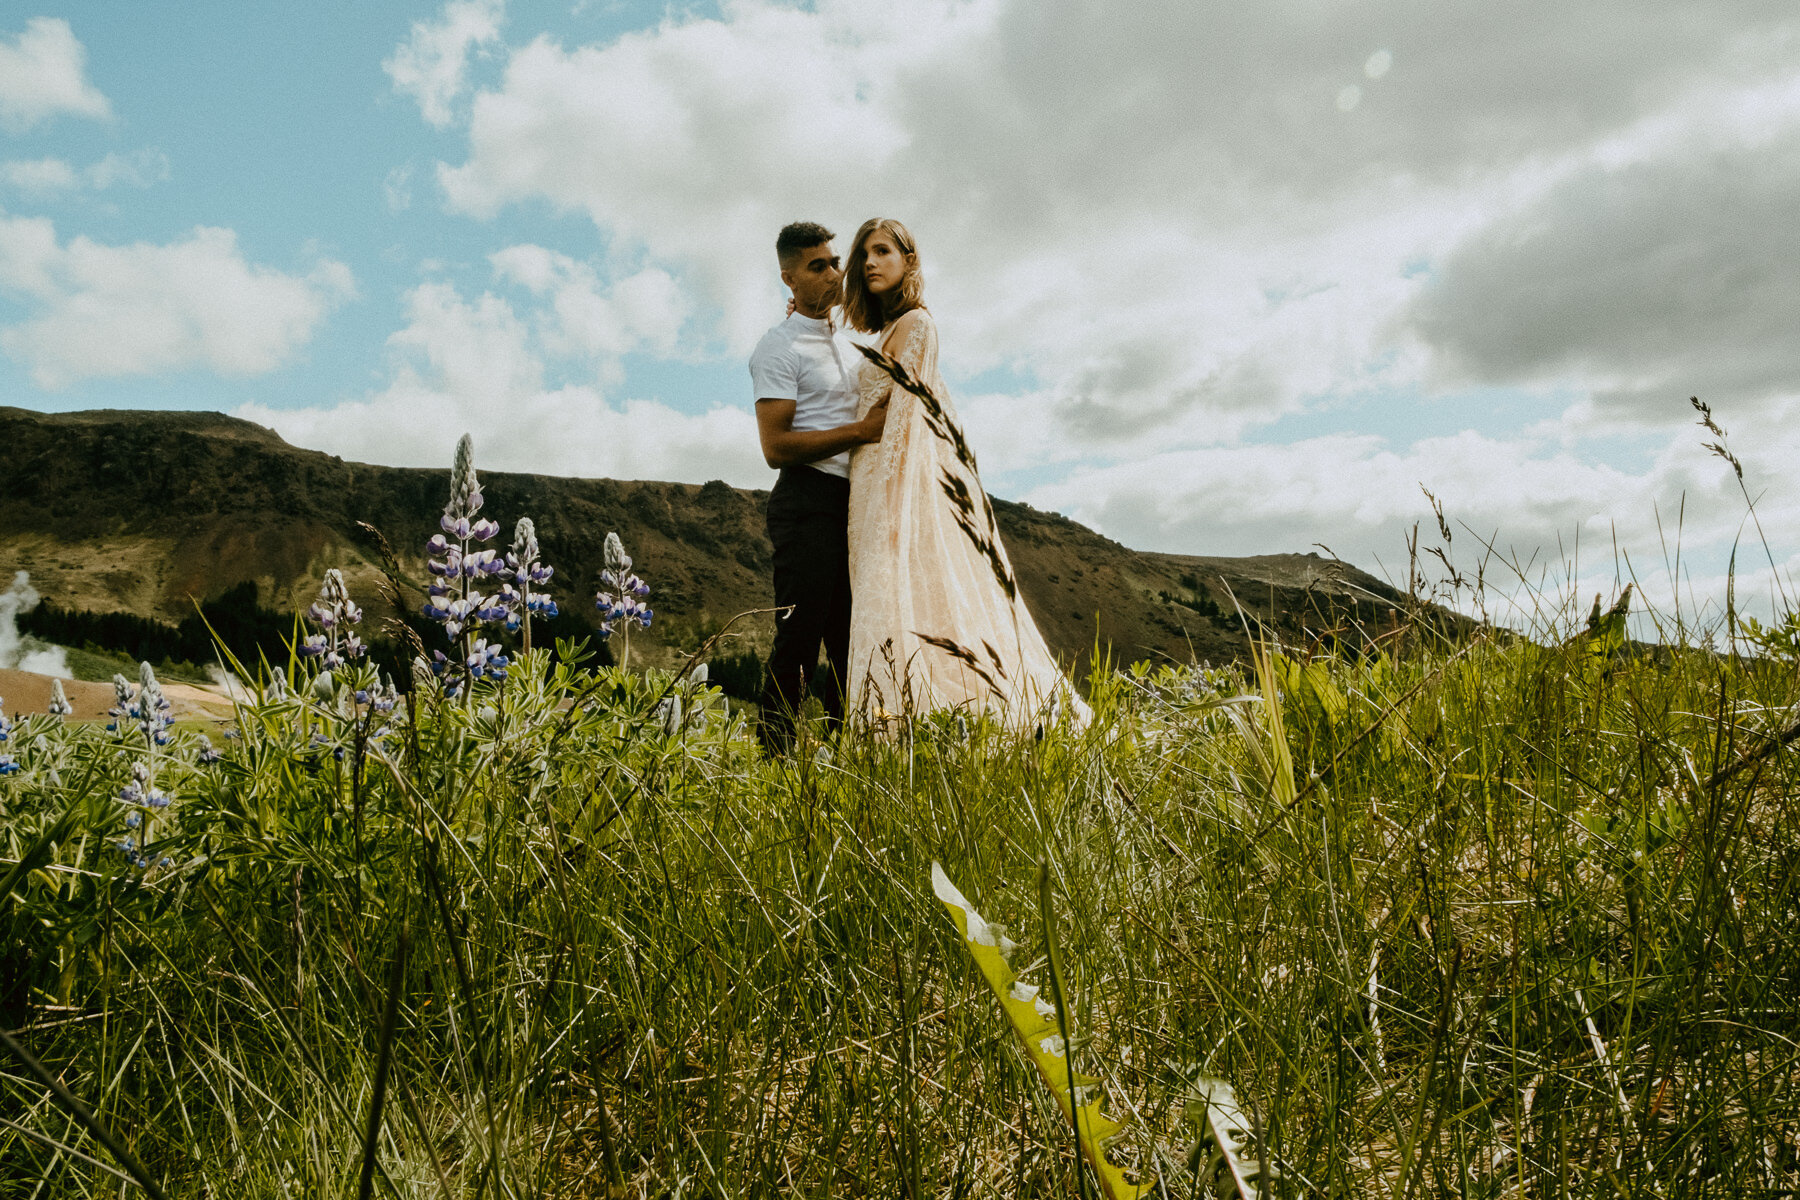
left=20, top=584, right=291, bottom=674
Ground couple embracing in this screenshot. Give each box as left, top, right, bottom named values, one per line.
left=750, top=219, right=1088, bottom=756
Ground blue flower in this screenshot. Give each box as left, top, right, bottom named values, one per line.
left=0, top=755, right=19, bottom=775
left=595, top=532, right=653, bottom=635
left=302, top=569, right=367, bottom=668
left=466, top=639, right=509, bottom=680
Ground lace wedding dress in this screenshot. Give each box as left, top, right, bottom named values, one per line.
left=846, top=308, right=1089, bottom=725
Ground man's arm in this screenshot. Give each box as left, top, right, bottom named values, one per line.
left=755, top=398, right=887, bottom=469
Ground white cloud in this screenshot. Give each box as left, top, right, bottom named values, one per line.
left=385, top=0, right=506, bottom=128
left=237, top=271, right=761, bottom=486
left=489, top=243, right=690, bottom=372
left=0, top=18, right=110, bottom=132
left=1406, top=124, right=1800, bottom=425
left=384, top=0, right=1800, bottom=604
left=1, top=149, right=170, bottom=196
left=0, top=158, right=76, bottom=193
left=0, top=215, right=354, bottom=388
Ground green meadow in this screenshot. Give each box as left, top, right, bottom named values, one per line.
left=3, top=580, right=1798, bottom=1198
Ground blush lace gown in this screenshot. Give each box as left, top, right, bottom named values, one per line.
left=846, top=308, right=1090, bottom=725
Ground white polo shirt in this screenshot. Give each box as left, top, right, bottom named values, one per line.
left=748, top=312, right=861, bottom=479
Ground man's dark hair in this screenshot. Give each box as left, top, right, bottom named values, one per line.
left=776, top=221, right=835, bottom=266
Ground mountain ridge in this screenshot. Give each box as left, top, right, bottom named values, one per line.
left=2, top=405, right=1411, bottom=669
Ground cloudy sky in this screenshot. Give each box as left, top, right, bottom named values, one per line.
left=3, top=1, right=1796, bottom=630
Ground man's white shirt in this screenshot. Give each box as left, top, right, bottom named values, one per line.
left=748, top=312, right=861, bottom=479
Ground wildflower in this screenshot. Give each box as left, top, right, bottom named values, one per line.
left=353, top=676, right=399, bottom=713
left=196, top=734, right=222, bottom=764
left=595, top=532, right=653, bottom=667
left=112, top=664, right=173, bottom=747
left=501, top=517, right=558, bottom=645
left=108, top=673, right=132, bottom=721
left=466, top=639, right=509, bottom=680
left=47, top=679, right=73, bottom=718
left=0, top=754, right=18, bottom=776
left=424, top=435, right=516, bottom=684
left=425, top=651, right=462, bottom=698
left=299, top=569, right=367, bottom=669
left=0, top=700, right=10, bottom=744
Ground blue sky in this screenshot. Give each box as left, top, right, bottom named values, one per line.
left=3, top=1, right=1798, bottom=629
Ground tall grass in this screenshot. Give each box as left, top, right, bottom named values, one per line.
left=2, top=584, right=1798, bottom=1197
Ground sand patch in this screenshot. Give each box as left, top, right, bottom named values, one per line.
left=0, top=667, right=236, bottom=723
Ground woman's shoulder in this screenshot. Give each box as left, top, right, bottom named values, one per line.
left=882, top=305, right=935, bottom=345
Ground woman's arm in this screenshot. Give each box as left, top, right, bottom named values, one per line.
left=881, top=308, right=938, bottom=384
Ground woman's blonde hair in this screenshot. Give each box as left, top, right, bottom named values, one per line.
left=841, top=217, right=924, bottom=334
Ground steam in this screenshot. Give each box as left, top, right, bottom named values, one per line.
left=0, top=571, right=73, bottom=678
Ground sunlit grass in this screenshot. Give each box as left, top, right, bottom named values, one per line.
left=2, top=592, right=1798, bottom=1197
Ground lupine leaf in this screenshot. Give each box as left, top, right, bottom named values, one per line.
left=931, top=862, right=1152, bottom=1200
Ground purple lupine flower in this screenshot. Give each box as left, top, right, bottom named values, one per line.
left=299, top=569, right=367, bottom=669
left=116, top=756, right=173, bottom=863
left=112, top=664, right=173, bottom=747
left=0, top=755, right=18, bottom=776
left=0, top=701, right=11, bottom=744
left=47, top=679, right=73, bottom=718
left=353, top=674, right=400, bottom=714
left=466, top=639, right=509, bottom=680
left=196, top=734, right=222, bottom=764
left=105, top=673, right=133, bottom=734
left=501, top=517, right=558, bottom=646
left=423, top=435, right=517, bottom=690
left=595, top=532, right=653, bottom=668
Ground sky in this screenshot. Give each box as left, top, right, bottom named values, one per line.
left=2, top=0, right=1798, bottom=634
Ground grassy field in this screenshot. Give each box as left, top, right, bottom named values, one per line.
left=2, top=592, right=1798, bottom=1197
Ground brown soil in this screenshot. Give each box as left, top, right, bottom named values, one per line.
left=0, top=667, right=235, bottom=723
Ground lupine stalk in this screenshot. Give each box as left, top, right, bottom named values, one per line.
left=300, top=568, right=368, bottom=670
left=595, top=532, right=653, bottom=670
left=423, top=434, right=510, bottom=694
left=111, top=663, right=174, bottom=869
left=502, top=516, right=557, bottom=654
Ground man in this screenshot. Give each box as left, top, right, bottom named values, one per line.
left=749, top=221, right=888, bottom=756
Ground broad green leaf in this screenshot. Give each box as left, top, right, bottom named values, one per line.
left=931, top=862, right=1152, bottom=1200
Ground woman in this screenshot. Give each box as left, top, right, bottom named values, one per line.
left=840, top=217, right=1089, bottom=725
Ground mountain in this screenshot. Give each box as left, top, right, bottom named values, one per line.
left=1, top=406, right=1414, bottom=671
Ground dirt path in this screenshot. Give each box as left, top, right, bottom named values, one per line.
left=0, top=667, right=236, bottom=723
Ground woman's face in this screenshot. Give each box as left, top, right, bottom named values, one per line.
left=862, top=232, right=908, bottom=297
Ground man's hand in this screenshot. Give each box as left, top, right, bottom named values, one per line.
left=756, top=397, right=887, bottom=468
left=857, top=397, right=889, bottom=444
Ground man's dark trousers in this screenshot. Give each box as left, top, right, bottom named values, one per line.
left=759, top=466, right=852, bottom=756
